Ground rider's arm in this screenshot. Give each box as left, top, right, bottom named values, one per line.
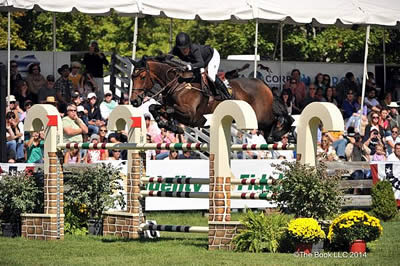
left=188, top=45, right=206, bottom=69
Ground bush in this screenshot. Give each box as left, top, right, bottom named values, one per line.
left=64, top=163, right=125, bottom=233
left=371, top=181, right=398, bottom=221
left=275, top=161, right=344, bottom=220
left=0, top=172, right=42, bottom=225
left=233, top=210, right=291, bottom=253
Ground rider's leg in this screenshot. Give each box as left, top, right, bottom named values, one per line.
left=214, top=76, right=232, bottom=100
left=207, top=49, right=231, bottom=100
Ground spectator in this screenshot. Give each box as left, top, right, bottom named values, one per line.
left=324, top=86, right=338, bottom=106
left=336, top=72, right=360, bottom=105
left=82, top=40, right=109, bottom=103
left=10, top=60, right=22, bottom=95
left=314, top=73, right=324, bottom=90
left=62, top=104, right=88, bottom=143
left=284, top=69, right=306, bottom=107
left=6, top=111, right=20, bottom=162
left=71, top=91, right=83, bottom=107
left=233, top=131, right=244, bottom=159
left=38, top=75, right=56, bottom=104
left=69, top=61, right=82, bottom=91
left=316, top=134, right=339, bottom=162
left=364, top=88, right=380, bottom=114
left=25, top=131, right=44, bottom=163
left=84, top=134, right=108, bottom=163
left=178, top=150, right=194, bottom=159
left=280, top=88, right=300, bottom=115
left=26, top=63, right=46, bottom=98
left=322, top=74, right=331, bottom=89
left=315, top=87, right=326, bottom=102
left=380, top=91, right=393, bottom=109
left=164, top=150, right=179, bottom=160
left=145, top=134, right=156, bottom=161
left=371, top=143, right=386, bottom=161
left=6, top=95, right=23, bottom=124
left=378, top=107, right=391, bottom=136
left=79, top=72, right=98, bottom=100
left=109, top=150, right=122, bottom=160
left=363, top=112, right=385, bottom=147
left=387, top=143, right=400, bottom=161
left=273, top=133, right=294, bottom=159
left=154, top=128, right=177, bottom=159
left=84, top=92, right=104, bottom=135
left=21, top=100, right=33, bottom=122
left=342, top=90, right=358, bottom=120
left=100, top=90, right=118, bottom=121
left=385, top=126, right=400, bottom=155
left=108, top=133, right=125, bottom=160
left=98, top=126, right=108, bottom=143
left=301, top=83, right=317, bottom=108
left=388, top=102, right=400, bottom=129
left=55, top=64, right=74, bottom=114
left=345, top=133, right=370, bottom=162
left=363, top=127, right=384, bottom=156
left=64, top=148, right=81, bottom=164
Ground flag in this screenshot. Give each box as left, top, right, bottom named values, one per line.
left=370, top=163, right=400, bottom=206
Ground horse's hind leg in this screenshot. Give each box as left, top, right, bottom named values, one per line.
left=172, top=104, right=205, bottom=127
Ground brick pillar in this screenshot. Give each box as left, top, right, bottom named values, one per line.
left=21, top=152, right=64, bottom=240
left=103, top=151, right=143, bottom=239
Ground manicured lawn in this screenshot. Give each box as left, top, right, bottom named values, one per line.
left=1, top=212, right=399, bottom=265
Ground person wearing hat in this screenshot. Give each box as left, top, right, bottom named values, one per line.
left=55, top=64, right=74, bottom=114
left=99, top=90, right=118, bottom=121
left=84, top=92, right=104, bottom=135
left=83, top=133, right=108, bottom=163
left=62, top=104, right=88, bottom=144
left=170, top=32, right=231, bottom=101
left=388, top=101, right=400, bottom=129
left=38, top=75, right=56, bottom=104
left=69, top=61, right=82, bottom=90
left=82, top=40, right=109, bottom=103
left=71, top=91, right=82, bottom=107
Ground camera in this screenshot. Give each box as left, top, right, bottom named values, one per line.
left=94, top=46, right=99, bottom=53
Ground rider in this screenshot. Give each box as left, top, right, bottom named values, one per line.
left=170, top=32, right=231, bottom=101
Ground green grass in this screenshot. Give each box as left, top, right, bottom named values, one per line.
left=1, top=212, right=399, bottom=266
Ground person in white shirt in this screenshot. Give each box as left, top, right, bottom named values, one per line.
left=99, top=90, right=118, bottom=120
left=387, top=143, right=400, bottom=161
left=245, top=129, right=270, bottom=159
left=385, top=126, right=400, bottom=155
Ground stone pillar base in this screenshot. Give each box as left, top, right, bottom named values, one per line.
left=21, top=213, right=64, bottom=240
left=103, top=211, right=142, bottom=239
left=208, top=221, right=244, bottom=250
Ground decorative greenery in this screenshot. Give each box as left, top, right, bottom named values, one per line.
left=64, top=202, right=89, bottom=236
left=371, top=181, right=398, bottom=222
left=64, top=164, right=125, bottom=221
left=327, top=210, right=383, bottom=244
left=233, top=210, right=291, bottom=253
left=287, top=218, right=326, bottom=244
left=0, top=172, right=41, bottom=225
left=275, top=161, right=344, bottom=220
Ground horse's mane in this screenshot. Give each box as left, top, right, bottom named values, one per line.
left=142, top=54, right=188, bottom=68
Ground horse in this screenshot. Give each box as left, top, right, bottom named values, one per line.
left=130, top=56, right=289, bottom=140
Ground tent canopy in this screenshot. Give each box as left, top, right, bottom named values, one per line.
left=1, top=0, right=400, bottom=26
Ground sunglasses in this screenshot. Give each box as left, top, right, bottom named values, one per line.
left=11, top=65, right=18, bottom=68
left=393, top=131, right=398, bottom=133
left=372, top=116, right=379, bottom=119
left=68, top=109, right=77, bottom=112
left=32, top=68, right=39, bottom=71
left=100, top=129, right=107, bottom=132
left=10, top=101, right=15, bottom=104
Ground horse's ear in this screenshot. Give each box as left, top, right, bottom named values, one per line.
left=129, top=58, right=139, bottom=68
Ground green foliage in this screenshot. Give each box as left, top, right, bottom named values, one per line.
left=0, top=172, right=41, bottom=224
left=275, top=162, right=344, bottom=220
left=233, top=210, right=291, bottom=253
left=64, top=163, right=125, bottom=220
left=64, top=202, right=89, bottom=236
left=371, top=181, right=398, bottom=222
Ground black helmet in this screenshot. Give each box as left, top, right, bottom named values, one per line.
left=175, top=32, right=191, bottom=49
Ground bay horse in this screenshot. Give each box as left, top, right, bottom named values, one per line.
left=130, top=56, right=282, bottom=139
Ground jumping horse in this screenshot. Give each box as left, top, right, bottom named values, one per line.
left=130, top=56, right=287, bottom=140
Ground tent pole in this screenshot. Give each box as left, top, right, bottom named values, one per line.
left=169, top=18, right=173, bottom=51
left=7, top=12, right=11, bottom=104
left=359, top=25, right=370, bottom=132
left=280, top=23, right=283, bottom=91
left=253, top=19, right=258, bottom=78
left=129, top=16, right=139, bottom=99
left=52, top=13, right=56, bottom=77
left=383, top=30, right=386, bottom=92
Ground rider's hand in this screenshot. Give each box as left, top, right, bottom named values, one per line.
left=183, top=65, right=192, bottom=71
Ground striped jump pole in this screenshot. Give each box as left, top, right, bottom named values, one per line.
left=231, top=192, right=274, bottom=200
left=140, top=191, right=209, bottom=198
left=142, top=177, right=277, bottom=186
left=140, top=223, right=208, bottom=233
left=59, top=142, right=295, bottom=151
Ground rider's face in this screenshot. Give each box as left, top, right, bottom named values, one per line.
left=180, top=47, right=190, bottom=56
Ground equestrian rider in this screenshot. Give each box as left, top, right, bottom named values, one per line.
left=170, top=32, right=231, bottom=100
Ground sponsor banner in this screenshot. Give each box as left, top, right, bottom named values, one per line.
left=0, top=163, right=41, bottom=178
left=220, top=59, right=375, bottom=88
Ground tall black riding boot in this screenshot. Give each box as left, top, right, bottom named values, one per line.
left=214, top=76, right=232, bottom=100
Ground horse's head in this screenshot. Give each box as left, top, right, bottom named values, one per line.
left=130, top=57, right=153, bottom=107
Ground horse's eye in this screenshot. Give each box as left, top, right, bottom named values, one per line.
left=141, top=76, right=146, bottom=81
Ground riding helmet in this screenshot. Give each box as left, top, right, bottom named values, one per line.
left=175, top=32, right=191, bottom=49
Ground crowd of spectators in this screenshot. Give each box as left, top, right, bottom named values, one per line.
left=5, top=49, right=400, bottom=164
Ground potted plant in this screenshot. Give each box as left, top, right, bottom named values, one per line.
left=64, top=163, right=125, bottom=235
left=287, top=218, right=326, bottom=254
left=0, top=172, right=41, bottom=237
left=327, top=210, right=383, bottom=253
